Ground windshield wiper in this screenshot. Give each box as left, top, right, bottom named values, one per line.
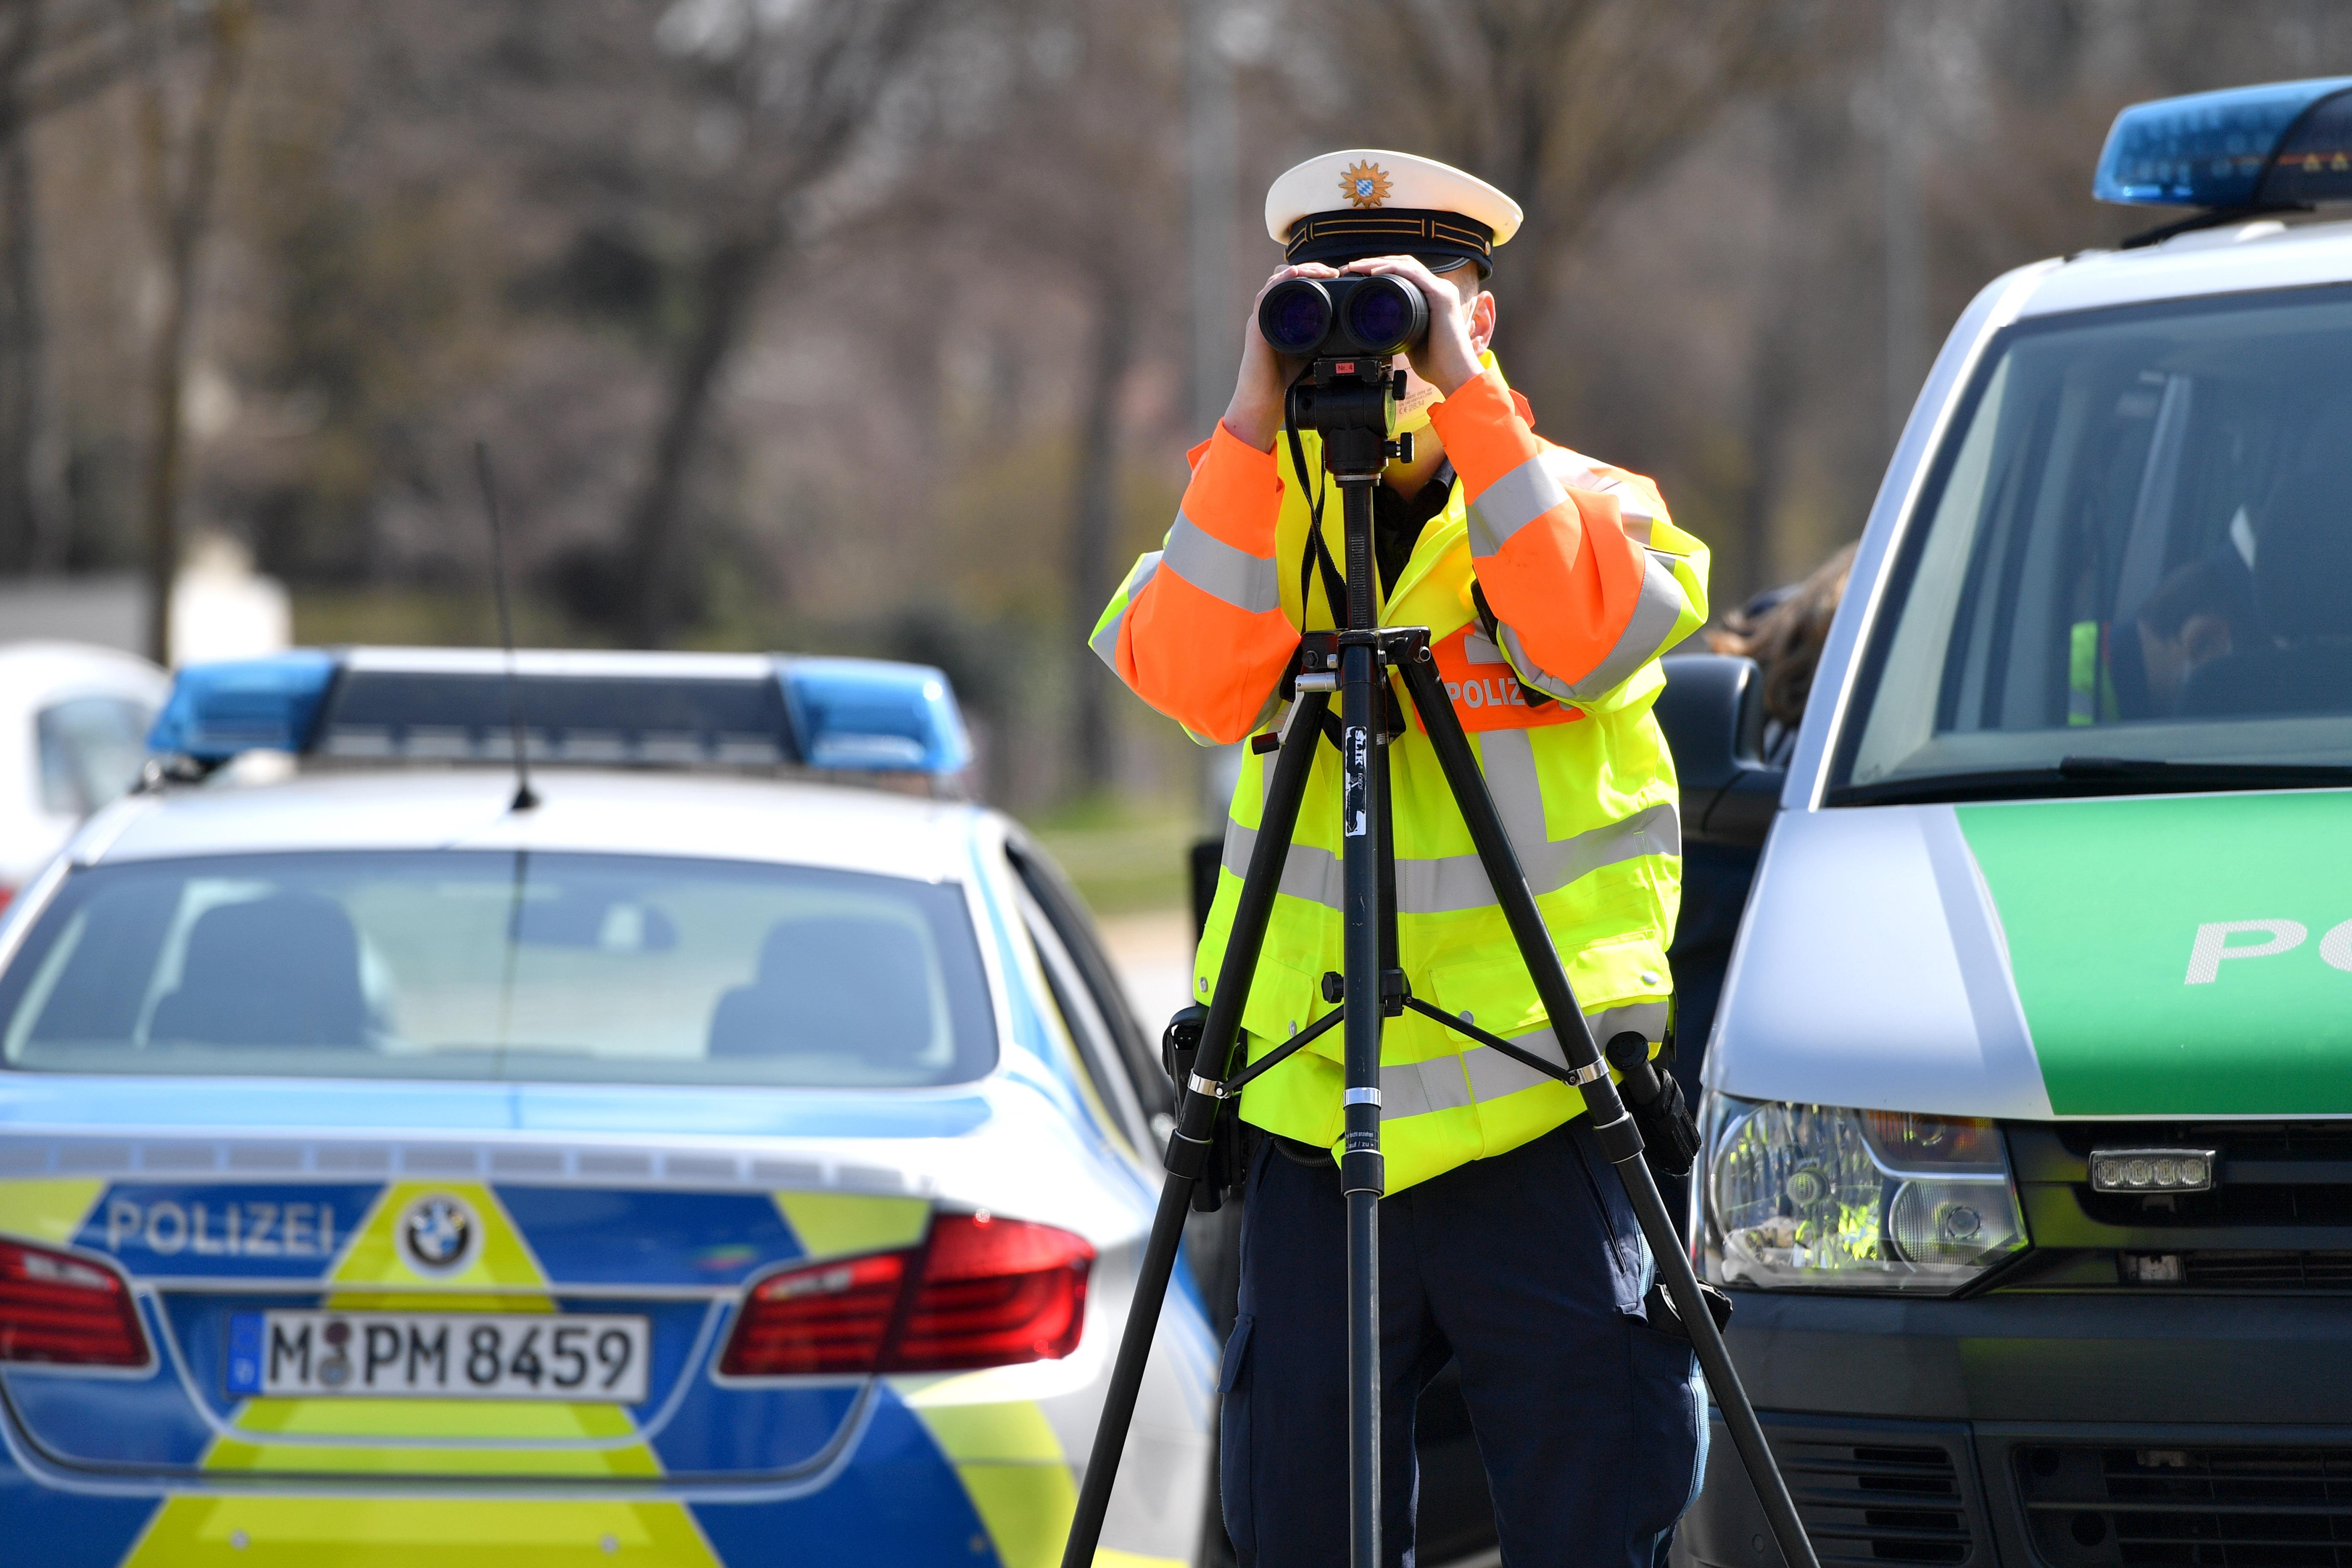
left=1829, top=756, right=2352, bottom=806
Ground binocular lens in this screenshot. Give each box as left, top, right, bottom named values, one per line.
left=1343, top=278, right=1425, bottom=355
left=1261, top=281, right=1333, bottom=356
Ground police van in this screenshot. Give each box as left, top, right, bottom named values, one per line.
left=1661, top=79, right=2352, bottom=1568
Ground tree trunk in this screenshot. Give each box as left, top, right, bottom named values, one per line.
left=131, top=0, right=249, bottom=665
left=0, top=0, right=43, bottom=572
left=1067, top=270, right=1134, bottom=795
left=619, top=222, right=778, bottom=649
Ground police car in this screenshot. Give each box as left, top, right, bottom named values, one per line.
left=0, top=647, right=1215, bottom=1566
left=1660, top=79, right=2352, bottom=1568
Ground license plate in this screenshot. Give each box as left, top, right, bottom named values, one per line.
left=226, top=1310, right=651, bottom=1403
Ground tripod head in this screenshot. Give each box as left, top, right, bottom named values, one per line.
left=1285, top=357, right=1413, bottom=481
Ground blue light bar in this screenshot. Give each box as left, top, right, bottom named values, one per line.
left=2094, top=77, right=2352, bottom=209
left=147, top=651, right=338, bottom=762
left=779, top=657, right=972, bottom=774
left=148, top=648, right=974, bottom=778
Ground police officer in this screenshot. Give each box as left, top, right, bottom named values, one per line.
left=1092, top=151, right=1710, bottom=1568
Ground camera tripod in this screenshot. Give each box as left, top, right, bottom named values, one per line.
left=1060, top=356, right=1818, bottom=1568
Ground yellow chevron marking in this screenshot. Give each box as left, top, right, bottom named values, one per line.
left=0, top=1177, right=106, bottom=1247
left=121, top=1497, right=720, bottom=1564
left=772, top=1191, right=929, bottom=1260
left=905, top=1395, right=1077, bottom=1568
left=906, top=1393, right=1064, bottom=1463
left=330, top=1181, right=547, bottom=1292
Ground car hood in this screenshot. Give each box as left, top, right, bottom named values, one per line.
left=1710, top=792, right=2352, bottom=1119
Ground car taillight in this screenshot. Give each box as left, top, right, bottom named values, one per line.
left=721, top=1212, right=1092, bottom=1378
left=0, top=1238, right=147, bottom=1367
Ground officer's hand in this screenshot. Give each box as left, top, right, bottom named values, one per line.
left=1344, top=255, right=1484, bottom=396
left=1223, top=262, right=1342, bottom=452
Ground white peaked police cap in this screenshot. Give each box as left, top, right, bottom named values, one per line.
left=1264, top=150, right=1524, bottom=278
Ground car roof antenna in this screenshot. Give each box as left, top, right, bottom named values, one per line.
left=474, top=439, right=540, bottom=813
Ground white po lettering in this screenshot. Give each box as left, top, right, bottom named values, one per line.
left=105, top=1199, right=142, bottom=1252
left=2184, top=919, right=2307, bottom=985
left=2321, top=919, right=2352, bottom=974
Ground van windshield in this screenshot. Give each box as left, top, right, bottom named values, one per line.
left=0, top=850, right=996, bottom=1087
left=1832, top=283, right=2352, bottom=803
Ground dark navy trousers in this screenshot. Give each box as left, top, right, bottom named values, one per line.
left=1218, top=1118, right=1707, bottom=1568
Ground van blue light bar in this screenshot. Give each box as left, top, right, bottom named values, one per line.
left=147, top=648, right=972, bottom=777
left=2093, top=77, right=2352, bottom=209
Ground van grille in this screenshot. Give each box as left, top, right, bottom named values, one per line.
left=2049, top=1122, right=2352, bottom=1234
left=1783, top=1439, right=1974, bottom=1564
left=2178, top=1252, right=2352, bottom=1289
left=2017, top=1444, right=2352, bottom=1568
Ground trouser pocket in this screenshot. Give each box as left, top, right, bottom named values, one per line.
left=1626, top=1320, right=1707, bottom=1547
left=1218, top=1312, right=1256, bottom=1562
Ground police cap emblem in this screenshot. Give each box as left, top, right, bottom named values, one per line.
left=1340, top=160, right=1392, bottom=209
left=400, top=1194, right=476, bottom=1274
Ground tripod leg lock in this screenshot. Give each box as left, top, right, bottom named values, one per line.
left=1590, top=1108, right=1647, bottom=1168
left=1340, top=1135, right=1385, bottom=1197
left=1187, top=1073, right=1230, bottom=1100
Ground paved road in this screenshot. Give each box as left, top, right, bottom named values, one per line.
left=1097, top=908, right=1196, bottom=1039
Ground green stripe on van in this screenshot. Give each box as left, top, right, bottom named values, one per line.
left=1955, top=791, right=2352, bottom=1116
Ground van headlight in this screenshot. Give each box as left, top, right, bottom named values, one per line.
left=1702, top=1097, right=2028, bottom=1294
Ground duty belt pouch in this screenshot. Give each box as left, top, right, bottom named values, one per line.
left=1162, top=1005, right=1248, bottom=1212
left=1602, top=1030, right=1702, bottom=1182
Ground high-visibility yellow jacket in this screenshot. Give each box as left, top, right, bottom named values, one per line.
left=1090, top=357, right=1708, bottom=1192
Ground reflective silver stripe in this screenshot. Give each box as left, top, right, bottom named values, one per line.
left=1521, top=801, right=1680, bottom=897
left=1543, top=452, right=1655, bottom=543
left=1591, top=1001, right=1670, bottom=1043
left=1165, top=511, right=1280, bottom=615
left=1220, top=798, right=1679, bottom=915
left=1089, top=553, right=1161, bottom=670
left=1467, top=454, right=1568, bottom=557
left=1495, top=621, right=1576, bottom=703
left=1561, top=551, right=1689, bottom=700
left=1393, top=1003, right=1669, bottom=1118
left=1380, top=1054, right=1474, bottom=1117
left=1476, top=729, right=1549, bottom=854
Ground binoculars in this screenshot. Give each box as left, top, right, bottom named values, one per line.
left=1258, top=273, right=1429, bottom=359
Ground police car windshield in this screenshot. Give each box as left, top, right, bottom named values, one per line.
left=1832, top=282, right=2352, bottom=803
left=0, top=850, right=996, bottom=1087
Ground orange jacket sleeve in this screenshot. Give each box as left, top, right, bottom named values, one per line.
left=1426, top=370, right=1702, bottom=708
left=1087, top=423, right=1295, bottom=743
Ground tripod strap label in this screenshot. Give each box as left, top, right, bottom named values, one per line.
left=1342, top=725, right=1370, bottom=836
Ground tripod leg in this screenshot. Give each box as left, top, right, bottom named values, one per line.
left=1059, top=690, right=1331, bottom=1568
left=1393, top=651, right=1822, bottom=1568
left=1338, top=639, right=1386, bottom=1568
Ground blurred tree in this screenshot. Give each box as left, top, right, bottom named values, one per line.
left=127, top=0, right=253, bottom=660
left=612, top=0, right=965, bottom=648
left=0, top=0, right=54, bottom=572
left=917, top=2, right=1185, bottom=792
left=0, top=0, right=143, bottom=572
left=1298, top=0, right=1832, bottom=361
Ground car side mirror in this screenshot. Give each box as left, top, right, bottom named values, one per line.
left=1655, top=654, right=1783, bottom=849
